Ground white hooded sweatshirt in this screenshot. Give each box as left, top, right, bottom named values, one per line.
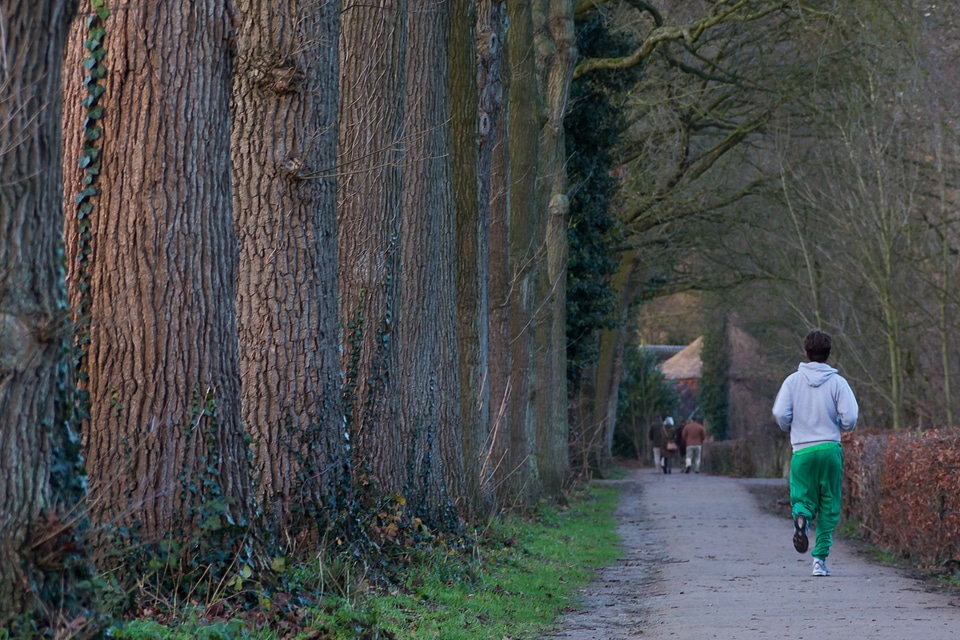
left=772, top=361, right=859, bottom=452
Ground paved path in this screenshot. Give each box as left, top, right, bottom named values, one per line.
left=542, top=467, right=960, bottom=639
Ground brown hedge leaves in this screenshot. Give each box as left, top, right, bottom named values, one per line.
left=843, top=429, right=960, bottom=568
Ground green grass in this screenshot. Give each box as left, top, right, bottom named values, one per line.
left=106, top=484, right=622, bottom=640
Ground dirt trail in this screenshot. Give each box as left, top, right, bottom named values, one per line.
left=541, top=467, right=960, bottom=639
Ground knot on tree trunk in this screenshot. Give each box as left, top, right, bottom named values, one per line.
left=243, top=53, right=306, bottom=96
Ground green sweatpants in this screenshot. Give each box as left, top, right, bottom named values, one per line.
left=790, top=442, right=843, bottom=560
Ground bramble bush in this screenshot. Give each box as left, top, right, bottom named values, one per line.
left=843, top=429, right=960, bottom=569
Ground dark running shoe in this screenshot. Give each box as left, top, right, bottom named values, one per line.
left=793, top=514, right=809, bottom=553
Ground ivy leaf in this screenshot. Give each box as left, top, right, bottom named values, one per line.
left=78, top=154, right=91, bottom=169
left=83, top=56, right=97, bottom=70
left=87, top=83, right=106, bottom=99
left=90, top=64, right=107, bottom=80
left=75, top=187, right=97, bottom=203
left=87, top=105, right=104, bottom=120
left=78, top=202, right=94, bottom=219
left=84, top=125, right=102, bottom=141
left=91, top=0, right=105, bottom=7
left=97, top=7, right=110, bottom=19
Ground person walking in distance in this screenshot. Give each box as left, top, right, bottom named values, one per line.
left=658, top=417, right=677, bottom=473
left=681, top=417, right=708, bottom=473
left=772, top=330, right=859, bottom=577
left=649, top=420, right=664, bottom=471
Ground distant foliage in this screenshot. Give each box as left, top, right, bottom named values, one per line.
left=564, top=17, right=637, bottom=391
left=614, top=345, right=677, bottom=458
left=700, top=319, right=730, bottom=440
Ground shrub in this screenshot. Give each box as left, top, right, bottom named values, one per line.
left=843, top=429, right=960, bottom=567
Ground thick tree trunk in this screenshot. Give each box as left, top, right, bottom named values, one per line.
left=397, top=0, right=462, bottom=523
left=62, top=1, right=253, bottom=546
left=232, top=0, right=346, bottom=540
left=337, top=0, right=407, bottom=501
left=338, top=0, right=462, bottom=526
left=0, top=0, right=79, bottom=622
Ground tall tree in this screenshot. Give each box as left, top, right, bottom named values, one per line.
left=451, top=0, right=504, bottom=514
left=501, top=0, right=542, bottom=504
left=533, top=0, right=575, bottom=497
left=337, top=0, right=405, bottom=510
left=0, top=0, right=81, bottom=624
left=231, top=0, right=346, bottom=540
left=397, top=0, right=463, bottom=523
left=487, top=0, right=514, bottom=511
left=62, top=1, right=253, bottom=551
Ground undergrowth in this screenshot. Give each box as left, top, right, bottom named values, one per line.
left=102, top=484, right=620, bottom=640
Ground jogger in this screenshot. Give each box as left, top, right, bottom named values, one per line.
left=773, top=330, right=858, bottom=576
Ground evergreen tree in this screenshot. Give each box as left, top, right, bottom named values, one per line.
left=700, top=317, right=730, bottom=440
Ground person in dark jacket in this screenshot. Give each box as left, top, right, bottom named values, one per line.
left=650, top=416, right=673, bottom=472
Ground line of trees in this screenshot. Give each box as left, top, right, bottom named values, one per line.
left=2, top=0, right=579, bottom=628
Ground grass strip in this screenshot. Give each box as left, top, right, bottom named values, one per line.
left=365, top=484, right=621, bottom=639
left=105, top=483, right=622, bottom=640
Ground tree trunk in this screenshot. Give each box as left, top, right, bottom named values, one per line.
left=62, top=1, right=253, bottom=547
left=533, top=0, right=574, bottom=496
left=487, top=0, right=513, bottom=513
left=503, top=0, right=542, bottom=505
left=396, top=0, right=463, bottom=523
left=592, top=248, right=641, bottom=472
left=0, top=0, right=79, bottom=623
left=231, top=0, right=346, bottom=540
left=337, top=0, right=405, bottom=509
left=451, top=0, right=485, bottom=516
left=338, top=0, right=462, bottom=526
left=452, top=0, right=504, bottom=516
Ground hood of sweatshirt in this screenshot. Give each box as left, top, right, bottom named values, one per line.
left=798, top=361, right=838, bottom=388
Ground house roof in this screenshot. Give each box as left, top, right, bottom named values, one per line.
left=638, top=344, right=686, bottom=362
left=659, top=336, right=703, bottom=380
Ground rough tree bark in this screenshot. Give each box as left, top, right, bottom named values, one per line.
left=533, top=0, right=574, bottom=496
left=231, top=0, right=346, bottom=540
left=395, top=0, right=463, bottom=523
left=502, top=0, right=543, bottom=505
left=337, top=0, right=408, bottom=507
left=62, top=1, right=253, bottom=546
left=487, top=0, right=513, bottom=513
left=0, top=0, right=79, bottom=623
left=451, top=0, right=486, bottom=516
left=452, top=0, right=505, bottom=516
